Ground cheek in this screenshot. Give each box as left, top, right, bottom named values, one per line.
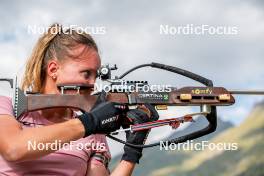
left=56, top=64, right=97, bottom=84
left=57, top=65, right=81, bottom=83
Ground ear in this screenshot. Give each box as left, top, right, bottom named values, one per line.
left=47, top=59, right=59, bottom=79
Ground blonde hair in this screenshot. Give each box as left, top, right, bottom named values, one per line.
left=21, top=23, right=98, bottom=92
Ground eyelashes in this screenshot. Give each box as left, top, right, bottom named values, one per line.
left=83, top=71, right=91, bottom=79
left=82, top=70, right=97, bottom=80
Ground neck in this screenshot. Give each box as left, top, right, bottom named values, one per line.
left=42, top=77, right=59, bottom=94
left=40, top=77, right=73, bottom=122
left=39, top=108, right=73, bottom=123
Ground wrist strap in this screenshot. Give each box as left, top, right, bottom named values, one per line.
left=91, top=152, right=110, bottom=168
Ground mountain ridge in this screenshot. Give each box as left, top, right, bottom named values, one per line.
left=150, top=105, right=264, bottom=176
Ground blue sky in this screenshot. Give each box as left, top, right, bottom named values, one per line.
left=0, top=0, right=263, bottom=156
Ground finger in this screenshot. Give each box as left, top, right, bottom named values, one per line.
left=120, top=115, right=133, bottom=129
left=91, top=91, right=107, bottom=110
left=126, top=110, right=146, bottom=124
left=144, top=103, right=159, bottom=121
left=113, top=104, right=127, bottom=110
left=137, top=104, right=151, bottom=117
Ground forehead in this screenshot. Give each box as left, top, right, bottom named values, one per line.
left=62, top=44, right=101, bottom=70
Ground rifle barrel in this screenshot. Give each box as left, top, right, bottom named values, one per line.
left=229, top=90, right=264, bottom=95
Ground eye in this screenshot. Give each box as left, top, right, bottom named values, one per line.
left=82, top=71, right=91, bottom=79
left=81, top=70, right=97, bottom=80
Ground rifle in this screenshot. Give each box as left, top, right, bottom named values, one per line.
left=1, top=63, right=264, bottom=148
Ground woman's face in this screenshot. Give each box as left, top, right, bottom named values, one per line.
left=47, top=44, right=101, bottom=94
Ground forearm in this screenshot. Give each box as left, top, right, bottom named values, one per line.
left=86, top=162, right=110, bottom=176
left=86, top=160, right=135, bottom=176
left=111, top=160, right=135, bottom=176
left=2, top=118, right=85, bottom=161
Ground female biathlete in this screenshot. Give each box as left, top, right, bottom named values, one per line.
left=0, top=24, right=158, bottom=176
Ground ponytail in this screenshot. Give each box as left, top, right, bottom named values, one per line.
left=22, top=23, right=61, bottom=92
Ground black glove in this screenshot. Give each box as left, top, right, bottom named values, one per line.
left=77, top=91, right=126, bottom=137
left=121, top=104, right=159, bottom=164
left=91, top=90, right=107, bottom=109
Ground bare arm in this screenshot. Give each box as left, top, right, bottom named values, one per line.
left=86, top=162, right=109, bottom=176
left=111, top=160, right=135, bottom=176
left=0, top=115, right=85, bottom=162
left=86, top=160, right=135, bottom=176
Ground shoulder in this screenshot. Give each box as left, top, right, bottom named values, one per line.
left=0, top=96, right=14, bottom=116
left=0, top=96, right=12, bottom=104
